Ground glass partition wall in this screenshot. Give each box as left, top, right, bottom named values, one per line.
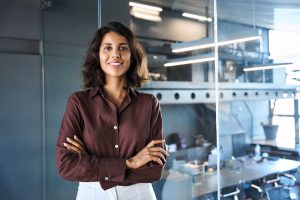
left=42, top=0, right=98, bottom=199
left=41, top=0, right=299, bottom=200
left=129, top=0, right=300, bottom=199
left=130, top=0, right=218, bottom=199
left=217, top=1, right=300, bottom=200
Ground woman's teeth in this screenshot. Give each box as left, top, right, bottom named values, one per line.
left=110, top=62, right=121, bottom=66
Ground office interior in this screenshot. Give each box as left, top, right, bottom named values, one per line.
left=0, top=0, right=300, bottom=199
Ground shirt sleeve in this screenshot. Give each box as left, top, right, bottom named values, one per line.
left=56, top=94, right=127, bottom=183
left=123, top=95, right=165, bottom=184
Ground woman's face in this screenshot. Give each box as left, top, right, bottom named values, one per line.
left=99, top=31, right=131, bottom=80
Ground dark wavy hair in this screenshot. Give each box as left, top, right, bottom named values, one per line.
left=82, top=21, right=149, bottom=89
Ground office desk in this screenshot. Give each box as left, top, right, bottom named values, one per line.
left=252, top=140, right=299, bottom=160
left=191, top=157, right=300, bottom=197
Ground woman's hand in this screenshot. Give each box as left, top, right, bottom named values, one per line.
left=126, top=140, right=169, bottom=169
left=63, top=135, right=88, bottom=155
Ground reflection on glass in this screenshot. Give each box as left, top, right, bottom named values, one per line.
left=128, top=0, right=299, bottom=199
left=130, top=0, right=214, bottom=82
left=217, top=0, right=300, bottom=199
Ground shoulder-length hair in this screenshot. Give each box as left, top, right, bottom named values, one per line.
left=82, top=21, right=149, bottom=89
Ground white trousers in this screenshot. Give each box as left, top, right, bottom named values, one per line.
left=76, top=182, right=157, bottom=200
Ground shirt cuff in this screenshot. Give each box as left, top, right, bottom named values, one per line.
left=97, top=158, right=127, bottom=182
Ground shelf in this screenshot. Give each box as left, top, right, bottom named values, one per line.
left=139, top=82, right=298, bottom=104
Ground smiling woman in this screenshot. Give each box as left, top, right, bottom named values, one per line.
left=82, top=21, right=149, bottom=89
left=56, top=22, right=168, bottom=200
left=99, top=31, right=131, bottom=80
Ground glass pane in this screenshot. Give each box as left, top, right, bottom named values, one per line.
left=217, top=1, right=300, bottom=200
left=273, top=99, right=295, bottom=115
left=130, top=0, right=218, bottom=199
left=273, top=116, right=296, bottom=148
left=42, top=0, right=98, bottom=199
left=131, top=0, right=214, bottom=83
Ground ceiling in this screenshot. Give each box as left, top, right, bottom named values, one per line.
left=141, top=0, right=300, bottom=33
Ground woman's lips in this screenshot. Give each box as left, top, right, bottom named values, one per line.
left=108, top=62, right=122, bottom=66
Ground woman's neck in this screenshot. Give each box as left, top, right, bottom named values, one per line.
left=103, top=77, right=127, bottom=107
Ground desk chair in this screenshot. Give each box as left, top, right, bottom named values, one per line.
left=244, top=182, right=264, bottom=199
left=221, top=188, right=240, bottom=200
left=244, top=174, right=280, bottom=199
left=262, top=174, right=281, bottom=190
left=221, top=183, right=245, bottom=200
left=248, top=174, right=296, bottom=200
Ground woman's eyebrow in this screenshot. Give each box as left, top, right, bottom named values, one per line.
left=101, top=42, right=128, bottom=46
left=101, top=42, right=112, bottom=46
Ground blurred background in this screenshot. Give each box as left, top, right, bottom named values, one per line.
left=0, top=0, right=299, bottom=199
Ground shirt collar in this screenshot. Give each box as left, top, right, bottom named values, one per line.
left=88, top=86, right=139, bottom=98
left=129, top=87, right=139, bottom=97
left=88, top=87, right=101, bottom=98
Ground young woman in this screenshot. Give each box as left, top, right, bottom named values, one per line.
left=56, top=22, right=168, bottom=200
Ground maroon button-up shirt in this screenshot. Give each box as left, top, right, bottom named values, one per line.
left=56, top=87, right=165, bottom=190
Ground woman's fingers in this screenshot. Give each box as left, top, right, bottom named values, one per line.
left=66, top=137, right=84, bottom=151
left=64, top=136, right=87, bottom=155
left=152, top=156, right=163, bottom=165
left=149, top=151, right=167, bottom=163
left=142, top=149, right=167, bottom=162
left=144, top=140, right=168, bottom=164
left=148, top=147, right=169, bottom=156
left=146, top=139, right=165, bottom=148
left=126, top=139, right=169, bottom=169
left=63, top=142, right=82, bottom=154
left=74, top=135, right=84, bottom=146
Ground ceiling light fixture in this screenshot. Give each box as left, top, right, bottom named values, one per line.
left=129, top=2, right=162, bottom=22
left=131, top=7, right=160, bottom=16
left=129, top=2, right=162, bottom=12
left=130, top=10, right=162, bottom=22
left=172, top=30, right=261, bottom=53
left=243, top=62, right=294, bottom=72
left=182, top=12, right=212, bottom=22
left=164, top=54, right=215, bottom=67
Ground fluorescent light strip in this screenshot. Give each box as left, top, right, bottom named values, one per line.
left=182, top=12, right=212, bottom=22
left=243, top=63, right=293, bottom=72
left=130, top=9, right=161, bottom=22
left=131, top=7, right=160, bottom=16
left=173, top=43, right=214, bottom=53
left=172, top=35, right=261, bottom=53
left=129, top=2, right=162, bottom=12
left=218, top=36, right=261, bottom=46
left=164, top=55, right=215, bottom=67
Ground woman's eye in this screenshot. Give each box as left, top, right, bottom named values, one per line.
left=104, top=46, right=111, bottom=51
left=120, top=46, right=129, bottom=51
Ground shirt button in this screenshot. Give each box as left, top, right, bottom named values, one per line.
left=115, top=144, right=119, bottom=149
left=113, top=125, right=118, bottom=130
left=104, top=177, right=109, bottom=180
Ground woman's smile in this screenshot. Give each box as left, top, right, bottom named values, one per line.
left=99, top=31, right=131, bottom=79
left=108, top=61, right=123, bottom=67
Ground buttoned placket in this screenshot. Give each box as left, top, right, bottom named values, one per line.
left=112, top=109, right=120, bottom=157
left=111, top=93, right=131, bottom=157
left=100, top=88, right=133, bottom=159
left=104, top=105, right=120, bottom=182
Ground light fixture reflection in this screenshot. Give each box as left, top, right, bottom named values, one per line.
left=164, top=54, right=215, bottom=67
left=182, top=12, right=212, bottom=22
left=129, top=2, right=162, bottom=22
left=129, top=2, right=162, bottom=12
left=243, top=63, right=294, bottom=72
left=172, top=30, right=262, bottom=53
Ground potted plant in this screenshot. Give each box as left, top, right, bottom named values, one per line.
left=260, top=99, right=279, bottom=140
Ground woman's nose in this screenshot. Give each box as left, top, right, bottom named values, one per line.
left=112, top=50, right=120, bottom=58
